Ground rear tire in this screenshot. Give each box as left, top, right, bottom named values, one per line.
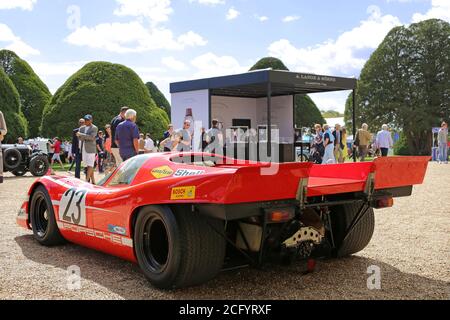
left=29, top=185, right=65, bottom=246
left=134, top=205, right=226, bottom=289
left=330, top=202, right=375, bottom=258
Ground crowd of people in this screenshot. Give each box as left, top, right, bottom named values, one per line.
left=310, top=123, right=397, bottom=165
left=1, top=104, right=448, bottom=185
left=67, top=107, right=223, bottom=184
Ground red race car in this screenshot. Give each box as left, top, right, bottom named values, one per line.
left=17, top=152, right=429, bottom=289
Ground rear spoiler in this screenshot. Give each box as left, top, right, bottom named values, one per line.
left=221, top=157, right=430, bottom=204
left=372, top=156, right=430, bottom=189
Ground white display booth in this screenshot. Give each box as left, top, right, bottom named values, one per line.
left=170, top=70, right=357, bottom=162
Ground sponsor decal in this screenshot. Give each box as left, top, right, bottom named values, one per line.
left=108, top=224, right=127, bottom=235
left=151, top=166, right=174, bottom=179
left=58, top=222, right=133, bottom=247
left=171, top=186, right=196, bottom=200
left=174, top=169, right=205, bottom=177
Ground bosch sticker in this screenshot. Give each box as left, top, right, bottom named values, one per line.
left=171, top=186, right=196, bottom=200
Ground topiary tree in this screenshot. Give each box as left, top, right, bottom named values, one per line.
left=145, top=82, right=171, bottom=119
left=250, top=57, right=324, bottom=128
left=295, top=95, right=326, bottom=128
left=41, top=62, right=169, bottom=140
left=250, top=57, right=289, bottom=71
left=0, top=67, right=28, bottom=143
left=0, top=50, right=51, bottom=138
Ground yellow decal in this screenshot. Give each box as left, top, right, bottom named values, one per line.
left=151, top=166, right=174, bottom=179
left=171, top=186, right=196, bottom=200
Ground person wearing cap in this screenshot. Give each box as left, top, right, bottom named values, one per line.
left=0, top=111, right=7, bottom=184
left=110, top=106, right=129, bottom=166
left=69, top=118, right=85, bottom=178
left=77, top=115, right=98, bottom=184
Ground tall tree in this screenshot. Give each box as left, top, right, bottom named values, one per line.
left=0, top=67, right=28, bottom=142
left=345, top=19, right=450, bottom=155
left=145, top=82, right=171, bottom=118
left=0, top=50, right=51, bottom=137
left=250, top=57, right=325, bottom=128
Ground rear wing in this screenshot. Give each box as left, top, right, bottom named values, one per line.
left=221, top=157, right=429, bottom=203
left=372, top=156, right=430, bottom=189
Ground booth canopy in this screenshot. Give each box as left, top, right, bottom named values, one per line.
left=170, top=69, right=357, bottom=98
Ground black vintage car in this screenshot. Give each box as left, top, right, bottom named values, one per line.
left=1, top=144, right=49, bottom=177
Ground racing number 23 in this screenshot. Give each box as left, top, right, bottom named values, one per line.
left=59, top=188, right=87, bottom=226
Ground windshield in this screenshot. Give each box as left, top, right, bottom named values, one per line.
left=108, top=155, right=149, bottom=186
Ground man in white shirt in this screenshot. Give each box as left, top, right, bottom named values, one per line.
left=144, top=133, right=155, bottom=153
left=376, top=124, right=394, bottom=157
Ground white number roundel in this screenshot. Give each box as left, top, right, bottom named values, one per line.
left=59, top=188, right=88, bottom=227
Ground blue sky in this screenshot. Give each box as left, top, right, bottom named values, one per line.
left=0, top=0, right=448, bottom=112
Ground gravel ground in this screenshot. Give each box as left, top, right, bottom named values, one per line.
left=0, top=163, right=449, bottom=300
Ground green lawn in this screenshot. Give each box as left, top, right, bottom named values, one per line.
left=50, top=162, right=83, bottom=172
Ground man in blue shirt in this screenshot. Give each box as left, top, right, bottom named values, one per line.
left=110, top=106, right=129, bottom=165
left=115, top=109, right=139, bottom=161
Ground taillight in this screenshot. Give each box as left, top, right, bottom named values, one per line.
left=266, top=208, right=295, bottom=223
left=374, top=197, right=394, bottom=209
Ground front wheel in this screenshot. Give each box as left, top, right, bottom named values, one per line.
left=134, top=205, right=226, bottom=289
left=29, top=155, right=49, bottom=177
left=29, top=185, right=65, bottom=246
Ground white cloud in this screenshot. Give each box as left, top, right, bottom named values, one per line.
left=309, top=92, right=350, bottom=113
left=65, top=22, right=206, bottom=53
left=114, top=0, right=173, bottom=26
left=282, top=15, right=300, bottom=23
left=0, top=0, right=36, bottom=11
left=161, top=56, right=188, bottom=71
left=189, top=0, right=225, bottom=5
left=191, top=52, right=247, bottom=78
left=0, top=23, right=40, bottom=57
left=412, top=0, right=450, bottom=22
left=226, top=7, right=240, bottom=20
left=255, top=14, right=269, bottom=22
left=268, top=6, right=401, bottom=75
left=28, top=61, right=88, bottom=77
left=177, top=30, right=208, bottom=47
left=66, top=0, right=207, bottom=53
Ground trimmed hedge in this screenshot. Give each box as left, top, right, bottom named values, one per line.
left=250, top=57, right=289, bottom=71
left=0, top=50, right=51, bottom=137
left=295, top=95, right=326, bottom=128
left=146, top=82, right=171, bottom=119
left=41, top=62, right=169, bottom=140
left=250, top=57, right=325, bottom=128
left=0, top=66, right=28, bottom=142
